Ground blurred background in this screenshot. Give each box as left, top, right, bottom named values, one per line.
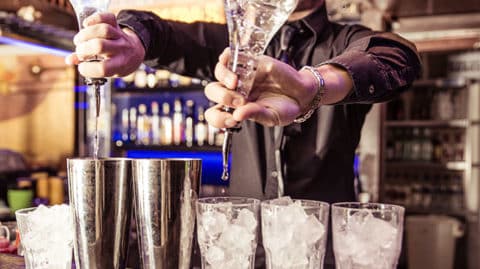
left=0, top=0, right=479, bottom=268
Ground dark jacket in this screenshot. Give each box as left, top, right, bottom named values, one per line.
left=118, top=4, right=421, bottom=268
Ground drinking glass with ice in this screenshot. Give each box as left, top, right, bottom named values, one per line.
left=261, top=197, right=329, bottom=269
left=196, top=197, right=260, bottom=269
left=331, top=202, right=405, bottom=269
left=15, top=204, right=73, bottom=269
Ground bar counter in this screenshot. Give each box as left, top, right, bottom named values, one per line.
left=0, top=253, right=25, bottom=269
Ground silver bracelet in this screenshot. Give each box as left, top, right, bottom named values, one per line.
left=294, top=65, right=325, bottom=123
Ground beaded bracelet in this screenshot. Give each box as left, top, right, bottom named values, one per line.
left=293, top=65, right=326, bottom=123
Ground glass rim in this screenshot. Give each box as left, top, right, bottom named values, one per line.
left=132, top=157, right=202, bottom=162
left=197, top=196, right=260, bottom=206
left=67, top=157, right=132, bottom=162
left=261, top=198, right=329, bottom=209
left=14, top=206, right=43, bottom=216
left=331, top=202, right=405, bottom=212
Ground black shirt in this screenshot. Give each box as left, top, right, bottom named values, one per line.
left=118, top=4, right=420, bottom=202
left=118, top=4, right=421, bottom=268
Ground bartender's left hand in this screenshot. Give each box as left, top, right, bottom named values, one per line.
left=204, top=48, right=317, bottom=128
left=205, top=48, right=353, bottom=128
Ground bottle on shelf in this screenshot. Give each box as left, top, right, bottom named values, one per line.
left=420, top=128, right=433, bottom=162
left=121, top=108, right=129, bottom=143
left=146, top=67, right=158, bottom=89
left=410, top=128, right=422, bottom=161
left=134, top=65, right=148, bottom=88
left=129, top=107, right=137, bottom=143
left=185, top=100, right=195, bottom=148
left=151, top=101, right=161, bottom=145
left=160, top=102, right=173, bottom=146
left=172, top=98, right=184, bottom=145
left=137, top=104, right=151, bottom=145
left=195, top=106, right=208, bottom=146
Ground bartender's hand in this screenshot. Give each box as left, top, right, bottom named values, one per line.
left=65, top=12, right=145, bottom=78
left=204, top=48, right=353, bottom=127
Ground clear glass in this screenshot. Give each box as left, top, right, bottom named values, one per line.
left=261, top=197, right=329, bottom=269
left=69, top=0, right=111, bottom=28
left=331, top=202, right=405, bottom=269
left=223, top=0, right=298, bottom=97
left=196, top=197, right=260, bottom=269
left=15, top=205, right=73, bottom=269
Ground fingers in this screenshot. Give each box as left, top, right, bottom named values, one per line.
left=205, top=104, right=239, bottom=129
left=74, top=23, right=122, bottom=45
left=83, top=12, right=118, bottom=28
left=65, top=53, right=80, bottom=65
left=204, top=82, right=245, bottom=108
left=75, top=38, right=123, bottom=60
left=214, top=48, right=237, bottom=89
left=77, top=56, right=125, bottom=77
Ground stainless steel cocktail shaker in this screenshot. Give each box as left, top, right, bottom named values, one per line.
left=67, top=158, right=132, bottom=269
left=132, top=158, right=201, bottom=269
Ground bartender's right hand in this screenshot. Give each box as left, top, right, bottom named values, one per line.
left=65, top=12, right=145, bottom=78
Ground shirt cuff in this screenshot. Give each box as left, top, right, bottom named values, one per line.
left=320, top=50, right=391, bottom=104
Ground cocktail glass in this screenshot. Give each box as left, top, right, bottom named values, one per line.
left=332, top=202, right=405, bottom=269
left=196, top=197, right=260, bottom=269
left=15, top=205, right=73, bottom=269
left=261, top=197, right=329, bottom=269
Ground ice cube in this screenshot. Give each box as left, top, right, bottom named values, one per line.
left=233, top=208, right=257, bottom=232
left=295, top=214, right=325, bottom=246
left=199, top=210, right=229, bottom=238
left=269, top=196, right=294, bottom=206
left=205, top=245, right=225, bottom=265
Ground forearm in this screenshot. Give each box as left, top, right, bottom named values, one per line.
left=117, top=10, right=228, bottom=79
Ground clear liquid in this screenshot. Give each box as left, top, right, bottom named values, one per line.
left=93, top=83, right=101, bottom=159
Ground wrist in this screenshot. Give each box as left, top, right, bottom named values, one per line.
left=295, top=66, right=325, bottom=123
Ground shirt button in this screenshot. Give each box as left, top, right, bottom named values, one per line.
left=271, top=171, right=278, bottom=178
left=369, top=85, right=375, bottom=94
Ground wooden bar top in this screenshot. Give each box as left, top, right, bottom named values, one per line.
left=0, top=253, right=25, bottom=269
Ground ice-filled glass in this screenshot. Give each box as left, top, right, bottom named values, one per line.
left=332, top=202, right=405, bottom=269
left=261, top=197, right=329, bottom=269
left=15, top=205, right=73, bottom=269
left=196, top=197, right=260, bottom=269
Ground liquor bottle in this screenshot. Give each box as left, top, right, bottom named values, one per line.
left=195, top=106, right=208, bottom=146
left=129, top=107, right=137, bottom=143
left=420, top=128, right=433, bottom=162
left=184, top=100, right=195, bottom=147
left=151, top=101, right=161, bottom=145
left=134, top=65, right=148, bottom=88
left=160, top=102, right=173, bottom=145
left=411, top=128, right=422, bottom=161
left=146, top=67, right=158, bottom=88
left=121, top=108, right=129, bottom=143
left=137, top=104, right=150, bottom=145
left=172, top=98, right=184, bottom=145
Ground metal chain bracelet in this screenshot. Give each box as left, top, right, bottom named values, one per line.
left=293, top=65, right=326, bottom=123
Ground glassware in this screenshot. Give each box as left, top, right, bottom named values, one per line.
left=196, top=197, right=260, bottom=269
left=132, top=158, right=202, bottom=269
left=221, top=0, right=298, bottom=181
left=68, top=0, right=111, bottom=158
left=331, top=202, right=405, bottom=269
left=67, top=158, right=132, bottom=269
left=261, top=197, right=329, bottom=269
left=15, top=205, right=73, bottom=269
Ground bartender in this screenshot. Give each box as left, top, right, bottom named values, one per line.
left=66, top=0, right=421, bottom=267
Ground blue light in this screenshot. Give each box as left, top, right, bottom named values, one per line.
left=125, top=150, right=229, bottom=186
left=75, top=102, right=89, bottom=110
left=0, top=36, right=71, bottom=57
left=75, top=85, right=88, bottom=93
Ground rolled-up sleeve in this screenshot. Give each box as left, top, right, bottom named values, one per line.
left=322, top=31, right=422, bottom=104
